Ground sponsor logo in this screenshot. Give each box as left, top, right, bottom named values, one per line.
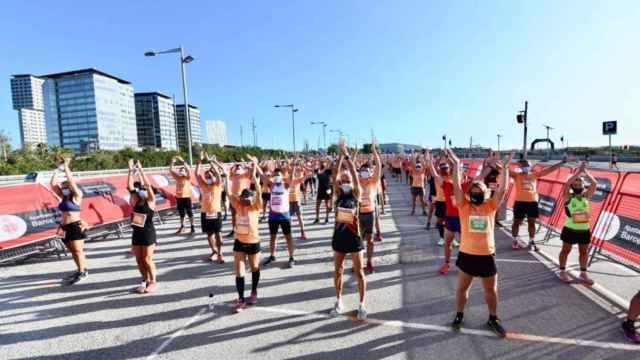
left=152, top=175, right=172, bottom=187
left=538, top=194, right=556, bottom=217
left=589, top=177, right=612, bottom=203
left=0, top=215, right=28, bottom=241
left=78, top=182, right=117, bottom=198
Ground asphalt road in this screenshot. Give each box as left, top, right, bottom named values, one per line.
left=1, top=174, right=638, bottom=360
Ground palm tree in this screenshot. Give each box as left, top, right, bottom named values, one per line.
left=0, top=130, right=11, bottom=162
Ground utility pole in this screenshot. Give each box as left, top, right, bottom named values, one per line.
left=543, top=124, right=554, bottom=159
left=251, top=117, right=257, bottom=147
left=516, top=101, right=528, bottom=159
left=240, top=125, right=244, bottom=147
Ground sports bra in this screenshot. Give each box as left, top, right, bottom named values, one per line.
left=58, top=197, right=81, bottom=212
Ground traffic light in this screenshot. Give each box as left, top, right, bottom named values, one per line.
left=517, top=114, right=524, bottom=123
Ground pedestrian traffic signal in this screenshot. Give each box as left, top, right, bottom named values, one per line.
left=517, top=114, right=524, bottom=123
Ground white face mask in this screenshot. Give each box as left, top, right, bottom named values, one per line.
left=359, top=170, right=371, bottom=179
left=341, top=184, right=353, bottom=194
left=205, top=178, right=214, bottom=185
left=62, top=188, right=71, bottom=197
left=521, top=167, right=530, bottom=173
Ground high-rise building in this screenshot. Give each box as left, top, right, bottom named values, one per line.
left=10, top=75, right=46, bottom=147
left=175, top=104, right=201, bottom=149
left=134, top=92, right=177, bottom=150
left=41, top=68, right=138, bottom=151
left=205, top=120, right=227, bottom=146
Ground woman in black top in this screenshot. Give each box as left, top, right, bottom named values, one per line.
left=127, top=159, right=158, bottom=294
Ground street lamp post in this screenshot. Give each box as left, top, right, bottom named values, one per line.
left=542, top=124, right=554, bottom=159
left=497, top=134, right=503, bottom=152
left=145, top=46, right=195, bottom=165
left=310, top=121, right=327, bottom=151
left=274, top=104, right=299, bottom=154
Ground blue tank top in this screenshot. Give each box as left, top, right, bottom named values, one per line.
left=58, top=196, right=81, bottom=212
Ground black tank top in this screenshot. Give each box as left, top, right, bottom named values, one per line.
left=132, top=201, right=155, bottom=233
left=333, top=192, right=360, bottom=242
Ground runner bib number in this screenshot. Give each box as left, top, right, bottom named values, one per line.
left=337, top=207, right=355, bottom=224
left=236, top=216, right=250, bottom=235
left=206, top=212, right=219, bottom=220
left=132, top=212, right=147, bottom=228
left=572, top=211, right=589, bottom=224
left=522, top=181, right=534, bottom=192
left=469, top=215, right=489, bottom=233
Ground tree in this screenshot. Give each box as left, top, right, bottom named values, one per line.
left=0, top=130, right=11, bottom=162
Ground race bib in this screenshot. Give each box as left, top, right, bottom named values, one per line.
left=236, top=216, right=250, bottom=235
left=176, top=182, right=184, bottom=193
left=337, top=207, right=355, bottom=224
left=469, top=215, right=489, bottom=233
left=572, top=211, right=589, bottom=224
left=206, top=212, right=219, bottom=220
left=522, top=182, right=534, bottom=192
left=132, top=212, right=147, bottom=228
left=271, top=196, right=282, bottom=206
left=361, top=198, right=371, bottom=208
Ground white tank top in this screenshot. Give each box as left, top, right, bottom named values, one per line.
left=270, top=182, right=290, bottom=214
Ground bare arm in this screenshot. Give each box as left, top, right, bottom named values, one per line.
left=137, top=161, right=156, bottom=207
left=50, top=165, right=62, bottom=198
left=493, top=152, right=513, bottom=203
left=252, top=163, right=263, bottom=210
left=63, top=158, right=82, bottom=201
left=537, top=160, right=567, bottom=178
left=372, top=141, right=382, bottom=182
left=584, top=168, right=598, bottom=199
left=127, top=159, right=135, bottom=192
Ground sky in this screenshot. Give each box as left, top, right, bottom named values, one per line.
left=1, top=0, right=639, bottom=151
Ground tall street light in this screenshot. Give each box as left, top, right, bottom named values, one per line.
left=274, top=104, right=299, bottom=154
left=497, top=134, right=503, bottom=152
left=145, top=46, right=195, bottom=165
left=516, top=100, right=528, bottom=160
left=310, top=121, right=327, bottom=151
left=542, top=124, right=554, bottom=159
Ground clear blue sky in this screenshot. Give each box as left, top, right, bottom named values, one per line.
left=1, top=1, right=639, bottom=151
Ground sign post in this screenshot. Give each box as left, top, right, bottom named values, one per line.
left=602, top=121, right=617, bottom=168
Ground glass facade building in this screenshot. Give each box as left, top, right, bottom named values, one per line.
left=42, top=69, right=138, bottom=151
left=10, top=75, right=46, bottom=147
left=134, top=92, right=177, bottom=150
left=175, top=104, right=201, bottom=149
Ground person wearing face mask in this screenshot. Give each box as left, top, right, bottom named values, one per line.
left=261, top=167, right=297, bottom=268
left=409, top=154, right=428, bottom=216
left=127, top=159, right=158, bottom=294
left=226, top=162, right=253, bottom=238
left=357, top=141, right=383, bottom=274
left=509, top=158, right=566, bottom=251
left=330, top=141, right=367, bottom=320
left=170, top=156, right=195, bottom=235
left=449, top=149, right=513, bottom=337
left=196, top=152, right=226, bottom=264
left=430, top=159, right=449, bottom=244
left=229, top=162, right=263, bottom=313
left=392, top=155, right=403, bottom=182
left=313, top=159, right=333, bottom=224
left=402, top=156, right=413, bottom=185
left=557, top=162, right=598, bottom=285
left=477, top=151, right=508, bottom=226
left=285, top=160, right=308, bottom=240
left=259, top=164, right=272, bottom=222
left=50, top=157, right=89, bottom=285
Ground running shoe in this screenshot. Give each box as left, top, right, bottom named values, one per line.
left=324, top=217, right=329, bottom=224
left=216, top=255, right=226, bottom=264
left=452, top=239, right=460, bottom=248
left=437, top=238, right=445, bottom=246
left=426, top=222, right=431, bottom=230
left=375, top=233, right=383, bottom=242
left=410, top=210, right=415, bottom=216
left=330, top=299, right=344, bottom=316
left=439, top=263, right=450, bottom=275
left=487, top=317, right=507, bottom=338
left=68, top=270, right=88, bottom=285
left=232, top=299, right=246, bottom=314
left=422, top=211, right=427, bottom=216
left=175, top=226, right=184, bottom=235
left=246, top=292, right=258, bottom=305
left=223, top=214, right=228, bottom=221
left=357, top=304, right=368, bottom=321
left=300, top=234, right=308, bottom=241
left=365, top=263, right=375, bottom=275
left=263, top=255, right=276, bottom=266
left=190, top=226, right=196, bottom=234
left=511, top=240, right=521, bottom=250
left=452, top=313, right=464, bottom=331
left=529, top=241, right=539, bottom=252
left=579, top=272, right=595, bottom=286
left=135, top=281, right=147, bottom=294
left=558, top=270, right=571, bottom=283
left=288, top=257, right=296, bottom=268
left=64, top=271, right=81, bottom=280
left=622, top=321, right=640, bottom=343
left=145, top=282, right=157, bottom=293
left=312, top=219, right=319, bottom=225
left=225, top=230, right=235, bottom=238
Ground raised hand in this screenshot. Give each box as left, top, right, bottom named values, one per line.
left=128, top=159, right=134, bottom=170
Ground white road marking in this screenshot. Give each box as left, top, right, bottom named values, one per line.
left=253, top=305, right=640, bottom=351
left=146, top=307, right=208, bottom=360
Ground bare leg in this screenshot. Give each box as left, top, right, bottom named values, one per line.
left=455, top=271, right=474, bottom=312
left=67, top=240, right=86, bottom=272
left=481, top=274, right=498, bottom=316
left=351, top=251, right=367, bottom=303
left=334, top=252, right=346, bottom=299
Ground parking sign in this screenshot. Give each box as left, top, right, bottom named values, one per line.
left=603, top=121, right=617, bottom=135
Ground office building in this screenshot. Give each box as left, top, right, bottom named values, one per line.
left=205, top=120, right=227, bottom=146
left=175, top=104, right=201, bottom=149
left=134, top=92, right=177, bottom=150
left=10, top=75, right=46, bottom=147
left=41, top=68, right=138, bottom=151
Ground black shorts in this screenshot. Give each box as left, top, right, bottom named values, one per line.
left=435, top=201, right=446, bottom=218
left=233, top=239, right=260, bottom=255
left=262, top=192, right=271, bottom=202
left=513, top=201, right=539, bottom=220
left=201, top=212, right=222, bottom=234
left=359, top=211, right=375, bottom=236
left=411, top=187, right=424, bottom=197
left=456, top=252, right=497, bottom=278
left=269, top=219, right=292, bottom=235
left=317, top=188, right=332, bottom=201
left=393, top=168, right=401, bottom=175
left=289, top=202, right=301, bottom=216
left=332, top=236, right=364, bottom=254
left=300, top=183, right=306, bottom=192
left=221, top=190, right=227, bottom=203
left=560, top=227, right=591, bottom=245
left=305, top=178, right=314, bottom=186
left=177, top=197, right=193, bottom=218
left=61, top=221, right=87, bottom=243
left=132, top=227, right=157, bottom=246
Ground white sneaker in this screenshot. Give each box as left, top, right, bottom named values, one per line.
left=452, top=239, right=460, bottom=248
left=437, top=238, right=445, bottom=246
left=357, top=303, right=368, bottom=321
left=330, top=299, right=344, bottom=316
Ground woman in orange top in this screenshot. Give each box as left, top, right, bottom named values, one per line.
left=409, top=153, right=428, bottom=216
left=449, top=148, right=513, bottom=338
left=196, top=152, right=226, bottom=263
left=229, top=159, right=263, bottom=314
left=170, top=156, right=195, bottom=235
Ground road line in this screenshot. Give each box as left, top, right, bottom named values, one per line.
left=146, top=307, right=208, bottom=360
left=253, top=305, right=639, bottom=351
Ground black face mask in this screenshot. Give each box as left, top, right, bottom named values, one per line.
left=470, top=192, right=485, bottom=205
left=572, top=187, right=584, bottom=195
